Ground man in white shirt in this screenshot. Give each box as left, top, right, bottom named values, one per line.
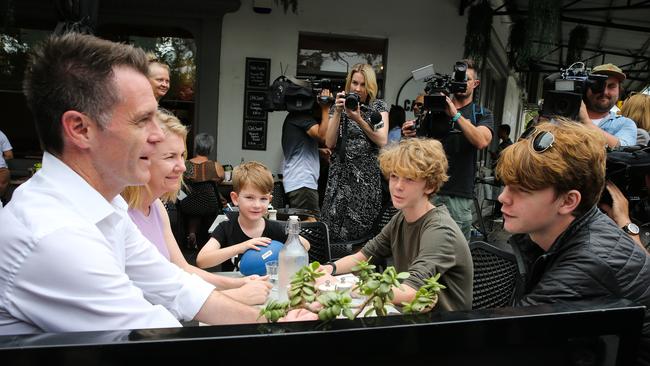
left=0, top=33, right=314, bottom=335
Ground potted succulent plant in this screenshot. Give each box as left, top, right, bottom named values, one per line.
left=259, top=260, right=445, bottom=323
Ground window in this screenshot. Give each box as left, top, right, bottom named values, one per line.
left=297, top=32, right=387, bottom=98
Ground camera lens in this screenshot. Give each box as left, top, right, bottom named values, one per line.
left=345, top=93, right=360, bottom=110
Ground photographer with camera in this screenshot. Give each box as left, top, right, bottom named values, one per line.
left=578, top=63, right=637, bottom=148
left=321, top=63, right=389, bottom=242
left=402, top=59, right=493, bottom=240
left=401, top=93, right=425, bottom=138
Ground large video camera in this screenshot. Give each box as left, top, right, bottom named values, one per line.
left=310, top=78, right=344, bottom=105
left=265, top=76, right=344, bottom=113
left=410, top=61, right=468, bottom=138
left=602, top=146, right=650, bottom=224
left=541, top=62, right=608, bottom=120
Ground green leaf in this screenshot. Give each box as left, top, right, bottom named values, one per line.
left=396, top=272, right=410, bottom=280
left=366, top=280, right=380, bottom=290
left=290, top=297, right=302, bottom=307
left=343, top=308, right=354, bottom=320
left=318, top=309, right=329, bottom=321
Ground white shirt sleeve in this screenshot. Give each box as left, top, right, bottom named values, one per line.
left=6, top=217, right=214, bottom=333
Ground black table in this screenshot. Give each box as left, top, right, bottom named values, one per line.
left=0, top=299, right=644, bottom=366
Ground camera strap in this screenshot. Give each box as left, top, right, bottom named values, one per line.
left=471, top=103, right=484, bottom=125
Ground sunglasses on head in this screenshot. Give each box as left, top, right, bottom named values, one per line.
left=520, top=126, right=555, bottom=153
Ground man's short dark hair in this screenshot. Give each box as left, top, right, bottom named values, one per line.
left=23, top=33, right=149, bottom=155
left=193, top=133, right=215, bottom=156
left=462, top=59, right=477, bottom=74
left=499, top=124, right=511, bottom=135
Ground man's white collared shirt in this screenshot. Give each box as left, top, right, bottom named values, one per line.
left=0, top=152, right=214, bottom=334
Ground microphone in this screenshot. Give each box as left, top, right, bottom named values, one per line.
left=360, top=104, right=384, bottom=131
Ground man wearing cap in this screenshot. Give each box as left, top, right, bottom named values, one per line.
left=579, top=63, right=637, bottom=147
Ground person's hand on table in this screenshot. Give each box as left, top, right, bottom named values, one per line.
left=236, top=237, right=271, bottom=253
left=244, top=274, right=269, bottom=282
left=232, top=279, right=272, bottom=306
left=279, top=308, right=319, bottom=322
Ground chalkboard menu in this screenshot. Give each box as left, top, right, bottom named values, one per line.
left=245, top=58, right=271, bottom=89
left=243, top=120, right=266, bottom=150
left=244, top=90, right=267, bottom=120
left=242, top=57, right=270, bottom=150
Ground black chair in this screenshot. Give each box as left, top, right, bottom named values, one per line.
left=469, top=241, right=523, bottom=310
left=329, top=237, right=368, bottom=261
left=299, top=221, right=331, bottom=264
left=328, top=202, right=397, bottom=261
left=271, top=181, right=286, bottom=209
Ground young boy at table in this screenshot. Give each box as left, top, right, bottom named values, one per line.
left=321, top=138, right=473, bottom=311
left=196, top=161, right=310, bottom=271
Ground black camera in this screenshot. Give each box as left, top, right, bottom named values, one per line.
left=344, top=92, right=362, bottom=110
left=423, top=61, right=468, bottom=112
left=410, top=61, right=468, bottom=138
left=541, top=62, right=608, bottom=120
left=311, top=78, right=335, bottom=104
left=602, top=146, right=650, bottom=224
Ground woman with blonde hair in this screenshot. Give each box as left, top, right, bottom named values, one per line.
left=321, top=63, right=389, bottom=242
left=122, top=110, right=271, bottom=305
left=621, top=93, right=650, bottom=145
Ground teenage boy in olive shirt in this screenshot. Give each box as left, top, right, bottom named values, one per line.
left=321, top=138, right=473, bottom=311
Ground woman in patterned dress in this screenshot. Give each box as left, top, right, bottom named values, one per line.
left=321, top=63, right=389, bottom=242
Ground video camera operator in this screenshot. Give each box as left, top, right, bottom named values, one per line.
left=581, top=64, right=637, bottom=147
left=281, top=85, right=333, bottom=215
left=402, top=59, right=493, bottom=240
left=542, top=63, right=636, bottom=148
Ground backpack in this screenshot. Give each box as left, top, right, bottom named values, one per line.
left=264, top=75, right=290, bottom=112
left=284, top=78, right=314, bottom=112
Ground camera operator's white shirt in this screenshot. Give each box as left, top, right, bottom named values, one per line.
left=0, top=152, right=215, bottom=334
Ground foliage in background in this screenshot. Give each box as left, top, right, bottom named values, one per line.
left=463, top=0, right=493, bottom=70
left=565, top=25, right=589, bottom=66
left=508, top=0, right=560, bottom=70
left=507, top=17, right=528, bottom=70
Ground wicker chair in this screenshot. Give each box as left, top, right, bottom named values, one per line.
left=469, top=241, right=524, bottom=310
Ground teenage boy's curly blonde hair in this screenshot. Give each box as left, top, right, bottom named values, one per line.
left=379, top=138, right=448, bottom=198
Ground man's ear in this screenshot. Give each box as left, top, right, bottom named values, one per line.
left=558, top=189, right=581, bottom=215
left=230, top=191, right=239, bottom=206
left=474, top=79, right=481, bottom=88
left=61, top=111, right=93, bottom=149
